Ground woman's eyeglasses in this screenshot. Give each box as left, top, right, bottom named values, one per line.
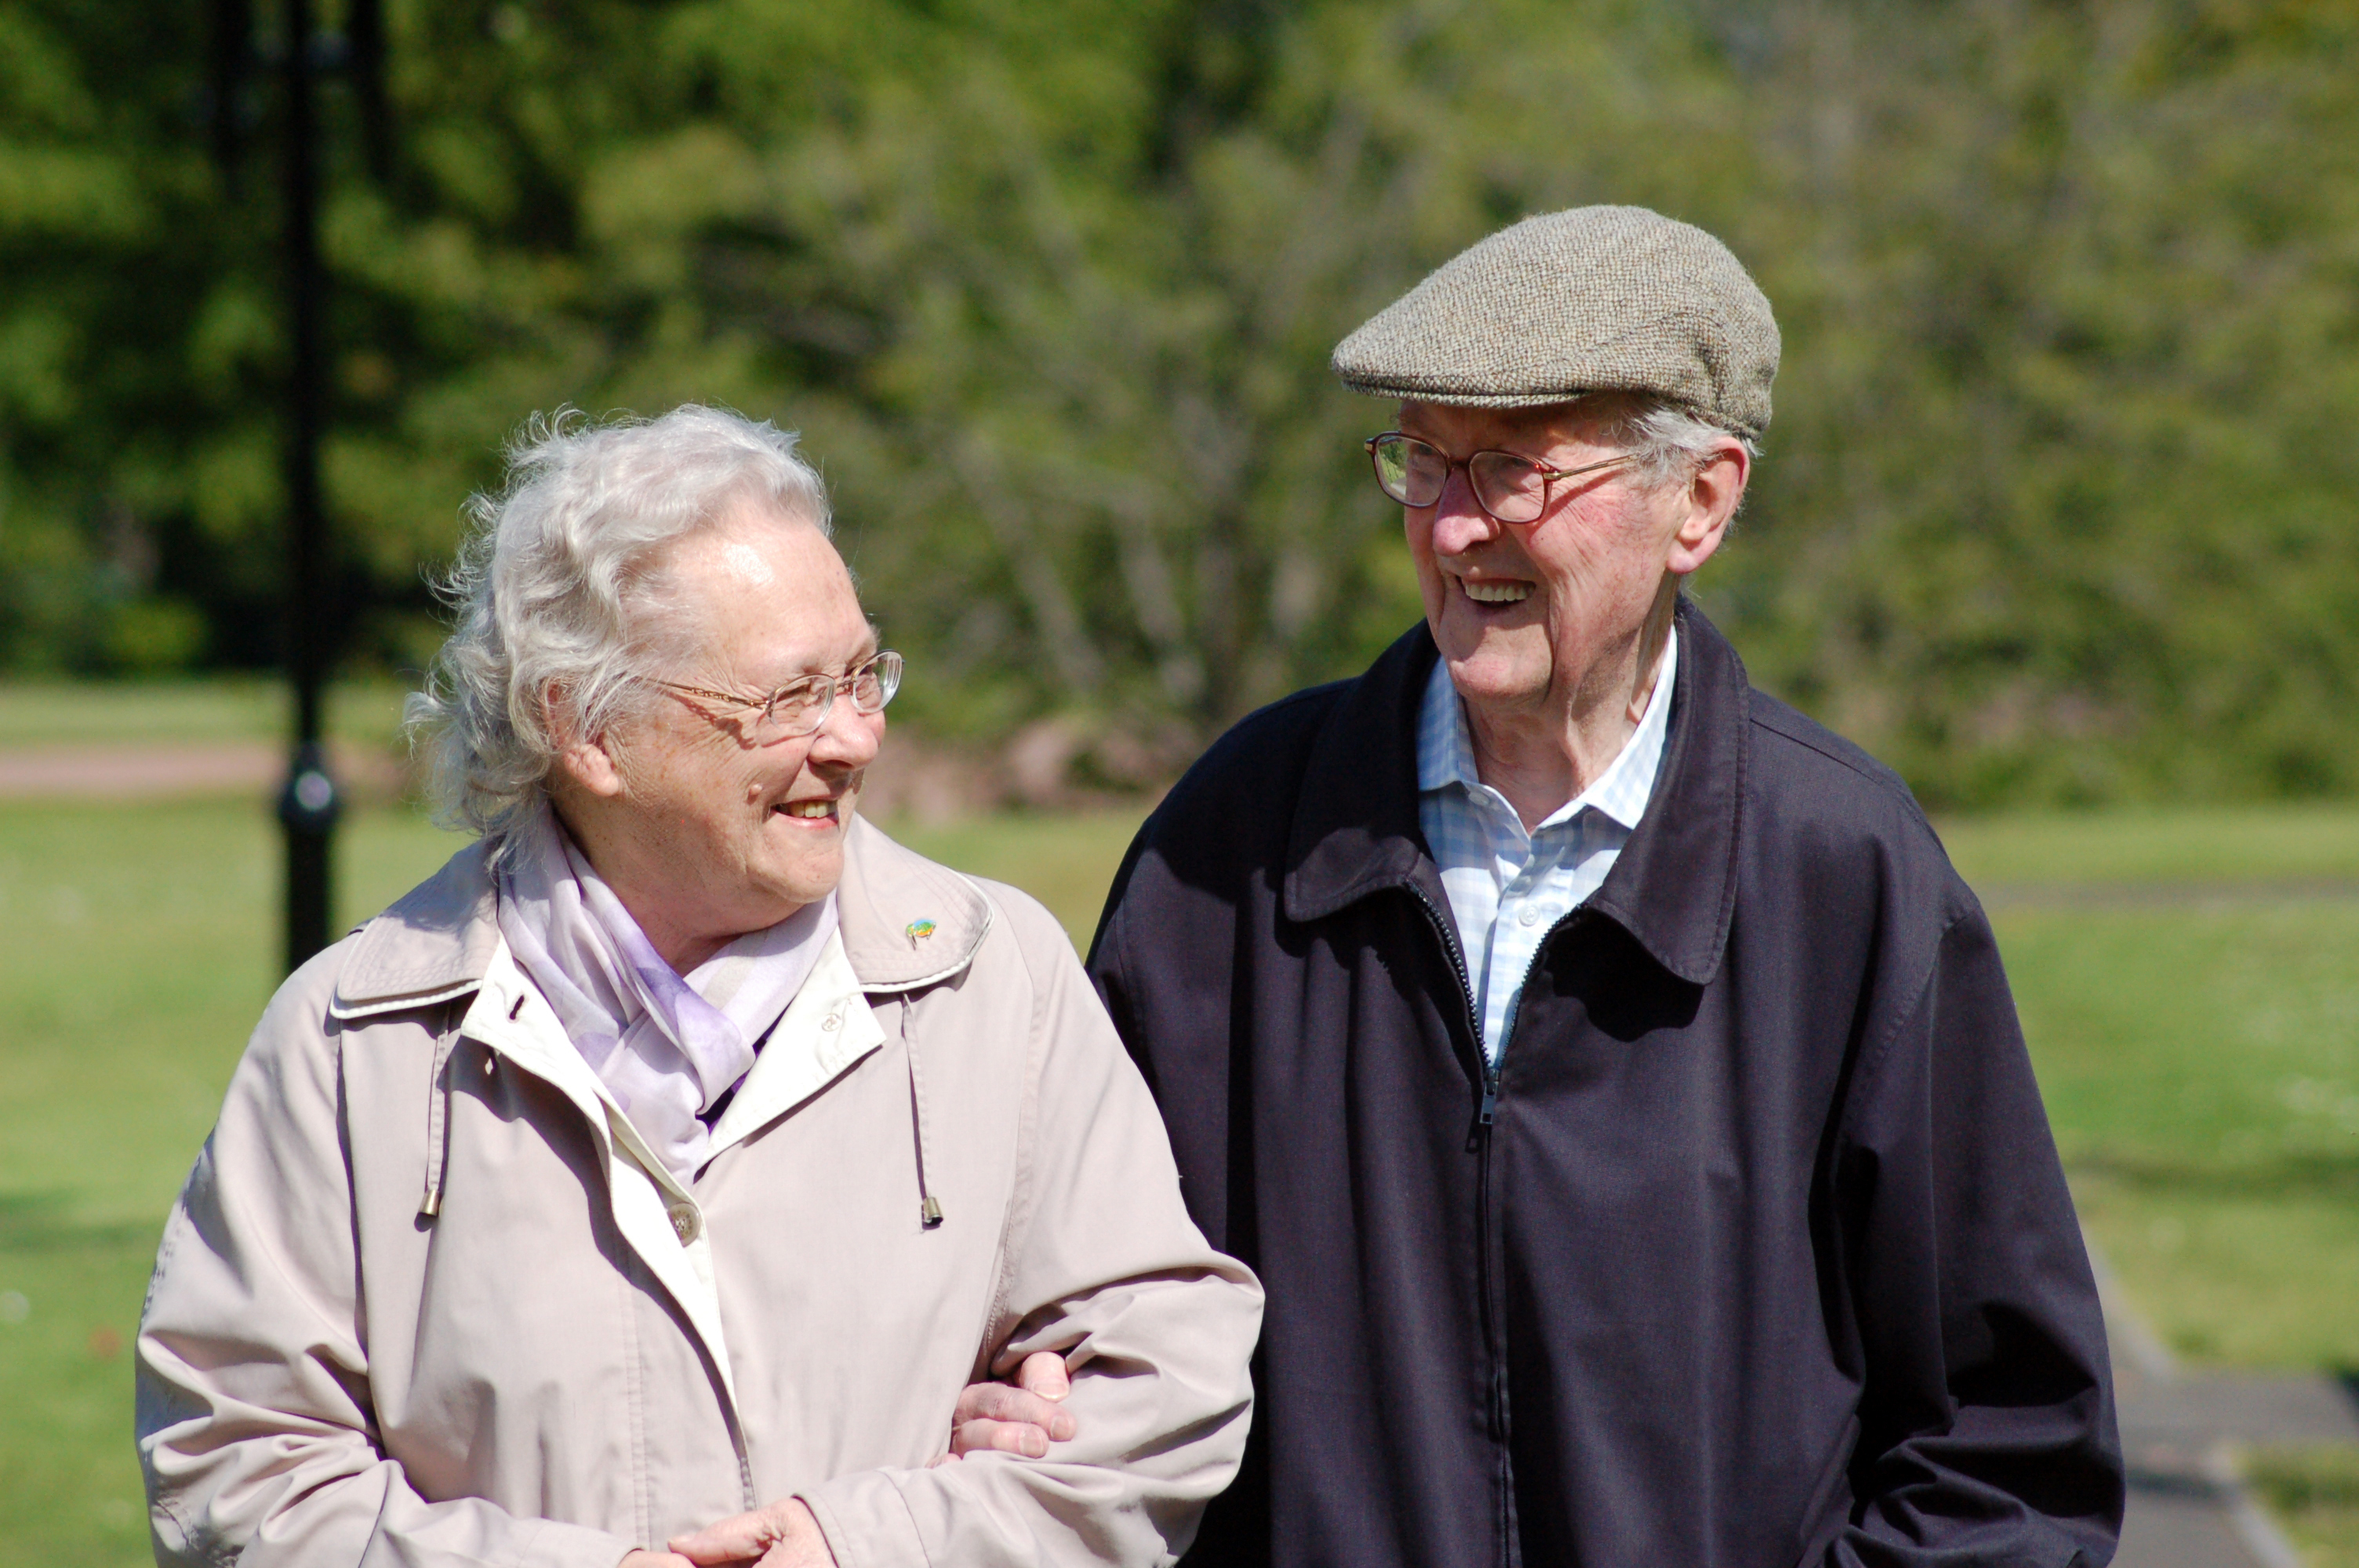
left=653, top=650, right=903, bottom=742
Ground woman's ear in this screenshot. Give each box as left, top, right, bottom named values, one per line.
left=543, top=685, right=627, bottom=800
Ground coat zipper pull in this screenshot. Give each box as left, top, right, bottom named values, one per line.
left=1466, top=1084, right=1498, bottom=1152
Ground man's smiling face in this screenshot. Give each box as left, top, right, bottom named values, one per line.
left=1399, top=396, right=1702, bottom=728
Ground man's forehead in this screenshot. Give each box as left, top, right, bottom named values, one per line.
left=1398, top=397, right=1605, bottom=445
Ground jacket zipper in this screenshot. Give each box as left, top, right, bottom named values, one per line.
left=1408, top=884, right=1514, bottom=1563
left=1419, top=890, right=1587, bottom=1566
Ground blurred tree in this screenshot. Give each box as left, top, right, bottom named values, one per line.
left=2, top=0, right=2356, bottom=807
left=1700, top=0, right=2359, bottom=804
left=580, top=0, right=1750, bottom=779
left=0, top=1, right=251, bottom=672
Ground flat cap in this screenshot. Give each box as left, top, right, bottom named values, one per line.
left=1332, top=205, right=1779, bottom=437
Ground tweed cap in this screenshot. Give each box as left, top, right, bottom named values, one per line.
left=1332, top=205, right=1779, bottom=437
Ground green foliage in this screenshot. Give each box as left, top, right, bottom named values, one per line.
left=5, top=0, right=2359, bottom=801
left=1704, top=0, right=2359, bottom=806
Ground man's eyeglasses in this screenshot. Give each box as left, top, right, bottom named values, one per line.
left=1364, top=432, right=1638, bottom=524
left=654, top=650, right=903, bottom=743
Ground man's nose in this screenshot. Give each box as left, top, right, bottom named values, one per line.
left=1426, top=467, right=1499, bottom=557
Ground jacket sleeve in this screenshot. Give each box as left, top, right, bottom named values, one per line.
left=797, top=891, right=1264, bottom=1568
left=135, top=960, right=638, bottom=1568
left=1828, top=900, right=2125, bottom=1567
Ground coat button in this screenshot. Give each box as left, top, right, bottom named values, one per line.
left=670, top=1206, right=700, bottom=1244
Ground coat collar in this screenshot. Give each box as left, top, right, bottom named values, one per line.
left=331, top=839, right=503, bottom=1018
left=332, top=814, right=991, bottom=1018
left=830, top=815, right=996, bottom=992
left=1281, top=600, right=1747, bottom=987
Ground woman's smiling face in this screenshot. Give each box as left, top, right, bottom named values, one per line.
left=557, top=503, right=884, bottom=964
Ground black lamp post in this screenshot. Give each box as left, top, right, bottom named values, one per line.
left=274, top=0, right=337, bottom=972
left=210, top=0, right=388, bottom=972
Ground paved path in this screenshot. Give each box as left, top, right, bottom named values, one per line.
left=2098, top=1245, right=2359, bottom=1567
left=2115, top=1360, right=2358, bottom=1567
left=0, top=742, right=400, bottom=800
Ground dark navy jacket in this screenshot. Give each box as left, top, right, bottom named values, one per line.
left=1087, top=604, right=2122, bottom=1568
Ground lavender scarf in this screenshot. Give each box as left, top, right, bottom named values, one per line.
left=495, top=799, right=838, bottom=1181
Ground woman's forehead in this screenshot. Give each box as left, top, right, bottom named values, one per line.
left=714, top=536, right=782, bottom=587
left=702, top=604, right=876, bottom=683
left=660, top=523, right=874, bottom=674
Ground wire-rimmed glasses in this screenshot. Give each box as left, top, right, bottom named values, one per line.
left=653, top=650, right=903, bottom=743
left=1364, top=431, right=1638, bottom=524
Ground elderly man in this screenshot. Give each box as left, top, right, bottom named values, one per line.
left=981, top=208, right=2122, bottom=1564
left=136, top=405, right=1259, bottom=1567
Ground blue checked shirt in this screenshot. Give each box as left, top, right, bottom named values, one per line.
left=1416, top=628, right=1677, bottom=1065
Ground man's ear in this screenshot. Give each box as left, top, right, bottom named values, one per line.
left=1666, top=440, right=1749, bottom=577
left=543, top=685, right=626, bottom=800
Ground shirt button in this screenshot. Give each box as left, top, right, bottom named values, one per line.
left=670, top=1206, right=700, bottom=1244
left=1519, top=908, right=1541, bottom=927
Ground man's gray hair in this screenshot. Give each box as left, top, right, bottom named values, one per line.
left=1611, top=397, right=1762, bottom=492
left=406, top=404, right=832, bottom=843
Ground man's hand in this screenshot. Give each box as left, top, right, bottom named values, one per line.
left=664, top=1498, right=835, bottom=1566
left=931, top=1350, right=1078, bottom=1465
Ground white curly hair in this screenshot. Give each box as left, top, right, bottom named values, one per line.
left=405, top=404, right=832, bottom=844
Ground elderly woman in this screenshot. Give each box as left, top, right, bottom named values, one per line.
left=134, top=405, right=1261, bottom=1568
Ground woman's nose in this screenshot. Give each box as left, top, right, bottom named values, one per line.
left=807, top=690, right=883, bottom=768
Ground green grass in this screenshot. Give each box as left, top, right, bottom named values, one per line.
left=0, top=799, right=476, bottom=1566
left=889, top=811, right=1146, bottom=949
left=1998, top=901, right=2359, bottom=1366
left=1936, top=810, right=2359, bottom=1370
left=1939, top=803, right=2359, bottom=887
left=5, top=791, right=2359, bottom=1563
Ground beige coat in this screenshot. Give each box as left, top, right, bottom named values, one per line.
left=136, top=819, right=1261, bottom=1567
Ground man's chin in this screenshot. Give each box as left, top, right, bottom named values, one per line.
left=1441, top=644, right=1549, bottom=710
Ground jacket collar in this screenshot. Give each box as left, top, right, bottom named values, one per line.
left=831, top=815, right=995, bottom=992
left=1281, top=600, right=1747, bottom=986
left=331, top=839, right=503, bottom=1018
left=332, top=814, right=991, bottom=1018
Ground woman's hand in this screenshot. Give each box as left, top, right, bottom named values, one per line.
left=650, top=1353, right=1073, bottom=1568
left=665, top=1498, right=835, bottom=1566
left=932, top=1350, right=1078, bottom=1464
